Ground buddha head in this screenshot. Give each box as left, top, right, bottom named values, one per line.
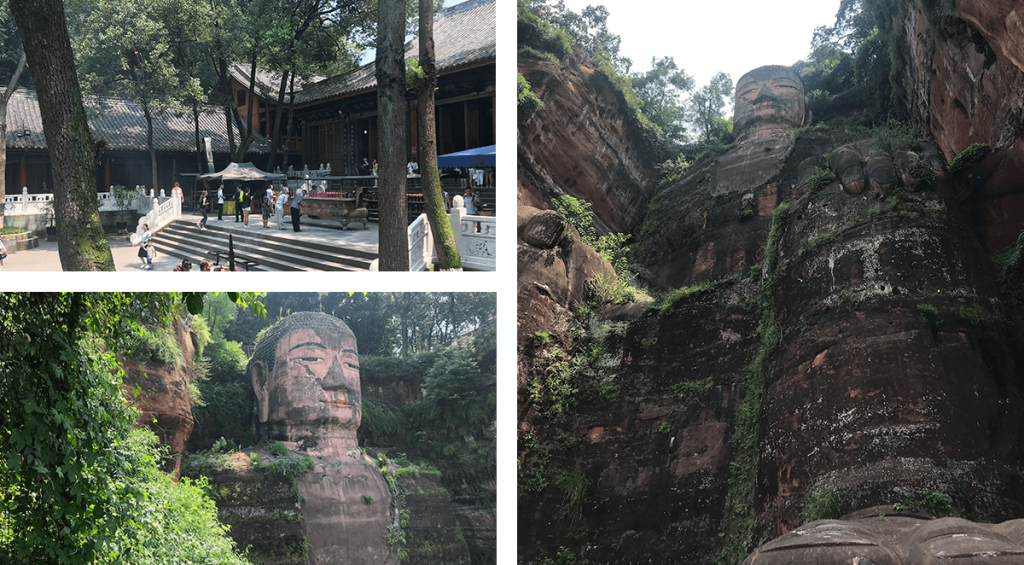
left=249, top=312, right=361, bottom=451
left=733, top=65, right=807, bottom=142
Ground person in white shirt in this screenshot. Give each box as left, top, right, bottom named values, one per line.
left=462, top=187, right=480, bottom=215
left=276, top=188, right=289, bottom=230
left=216, top=184, right=225, bottom=221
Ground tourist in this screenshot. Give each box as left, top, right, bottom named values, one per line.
left=197, top=190, right=210, bottom=230
left=463, top=187, right=480, bottom=215
left=199, top=259, right=212, bottom=271
left=372, top=160, right=378, bottom=176
left=171, top=181, right=183, bottom=201
left=262, top=185, right=274, bottom=228
left=235, top=186, right=244, bottom=222
left=144, top=241, right=157, bottom=270
left=276, top=188, right=289, bottom=230
left=291, top=188, right=304, bottom=232
left=242, top=187, right=252, bottom=228
left=216, top=184, right=225, bottom=221
left=137, top=223, right=151, bottom=268
left=361, top=157, right=370, bottom=174
left=173, top=259, right=192, bottom=271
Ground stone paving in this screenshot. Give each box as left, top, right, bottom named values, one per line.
left=0, top=212, right=379, bottom=271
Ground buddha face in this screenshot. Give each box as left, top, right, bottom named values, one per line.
left=733, top=67, right=806, bottom=141
left=253, top=327, right=362, bottom=435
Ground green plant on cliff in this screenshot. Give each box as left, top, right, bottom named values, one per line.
left=552, top=195, right=641, bottom=297
left=947, top=143, right=991, bottom=175
left=517, top=0, right=571, bottom=60
left=900, top=490, right=955, bottom=518
left=717, top=204, right=789, bottom=565
left=958, top=303, right=1004, bottom=326
left=801, top=487, right=843, bottom=523
left=655, top=273, right=741, bottom=316
left=518, top=71, right=544, bottom=122
left=555, top=469, right=589, bottom=522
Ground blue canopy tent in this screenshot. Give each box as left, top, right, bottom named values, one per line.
left=436, top=145, right=496, bottom=168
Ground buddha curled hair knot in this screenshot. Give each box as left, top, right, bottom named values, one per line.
left=248, top=312, right=356, bottom=374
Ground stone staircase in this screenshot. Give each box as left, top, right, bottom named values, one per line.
left=152, top=220, right=377, bottom=271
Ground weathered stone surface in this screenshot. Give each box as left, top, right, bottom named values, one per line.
left=518, top=56, right=659, bottom=234
left=249, top=312, right=362, bottom=458
left=743, top=507, right=1024, bottom=565
left=891, top=0, right=1024, bottom=251
left=518, top=281, right=759, bottom=564
left=120, top=319, right=195, bottom=478
left=297, top=455, right=395, bottom=565
left=713, top=66, right=809, bottom=195
left=245, top=313, right=395, bottom=564
left=759, top=154, right=1024, bottom=537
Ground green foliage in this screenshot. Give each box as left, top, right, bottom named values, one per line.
left=900, top=490, right=955, bottom=517
left=104, top=431, right=249, bottom=565
left=657, top=422, right=671, bottom=434
left=518, top=71, right=544, bottom=121
left=363, top=494, right=374, bottom=505
left=552, top=195, right=639, bottom=291
left=687, top=72, right=734, bottom=144
left=806, top=167, right=837, bottom=193
left=404, top=57, right=425, bottom=91
left=191, top=380, right=253, bottom=448
left=872, top=120, right=921, bottom=152
left=0, top=227, right=27, bottom=235
left=916, top=303, right=939, bottom=316
left=529, top=347, right=577, bottom=418
left=630, top=56, right=695, bottom=149
left=655, top=273, right=741, bottom=316
left=802, top=487, right=842, bottom=523
left=181, top=450, right=238, bottom=478
left=204, top=338, right=246, bottom=382
left=592, top=55, right=664, bottom=148
left=947, top=143, right=991, bottom=175
left=656, top=154, right=692, bottom=192
left=129, top=322, right=184, bottom=366
left=517, top=0, right=571, bottom=59
left=253, top=454, right=315, bottom=479
left=409, top=346, right=494, bottom=437
left=958, top=303, right=1003, bottom=325
left=0, top=294, right=248, bottom=565
left=667, top=377, right=713, bottom=399
left=554, top=469, right=589, bottom=518
left=362, top=399, right=409, bottom=438
left=270, top=442, right=288, bottom=457
left=541, top=546, right=578, bottom=565
left=590, top=273, right=637, bottom=305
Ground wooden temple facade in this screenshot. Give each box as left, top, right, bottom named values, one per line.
left=225, top=0, right=496, bottom=175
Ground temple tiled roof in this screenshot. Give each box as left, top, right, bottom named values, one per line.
left=294, top=0, right=495, bottom=105
left=227, top=63, right=324, bottom=100
left=6, top=90, right=270, bottom=153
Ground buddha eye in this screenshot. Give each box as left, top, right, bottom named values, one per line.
left=298, top=356, right=323, bottom=363
left=344, top=362, right=359, bottom=370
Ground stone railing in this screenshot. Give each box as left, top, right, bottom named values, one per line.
left=4, top=186, right=157, bottom=215
left=406, top=209, right=496, bottom=271
left=5, top=186, right=182, bottom=236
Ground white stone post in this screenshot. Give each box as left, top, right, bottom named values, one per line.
left=21, top=187, right=27, bottom=214
left=449, top=207, right=465, bottom=257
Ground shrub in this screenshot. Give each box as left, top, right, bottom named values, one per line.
left=947, top=143, right=991, bottom=175
left=270, top=442, right=288, bottom=457
left=802, top=487, right=842, bottom=523
left=518, top=72, right=544, bottom=121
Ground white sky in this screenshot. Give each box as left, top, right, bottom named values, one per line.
left=557, top=0, right=842, bottom=114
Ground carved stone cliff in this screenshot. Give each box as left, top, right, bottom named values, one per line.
left=519, top=3, right=1024, bottom=563
left=120, top=319, right=196, bottom=479
left=518, top=56, right=659, bottom=235
left=891, top=0, right=1024, bottom=250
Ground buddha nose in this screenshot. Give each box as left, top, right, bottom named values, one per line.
left=322, top=359, right=354, bottom=391
left=752, top=82, right=776, bottom=104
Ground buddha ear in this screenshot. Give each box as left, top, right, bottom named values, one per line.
left=804, top=108, right=812, bottom=128
left=251, top=361, right=270, bottom=423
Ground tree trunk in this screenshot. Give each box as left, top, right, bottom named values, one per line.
left=0, top=52, right=27, bottom=225
left=144, top=103, right=158, bottom=194
left=375, top=0, right=409, bottom=271
left=9, top=0, right=114, bottom=270
left=283, top=72, right=297, bottom=169
left=266, top=69, right=290, bottom=172
left=418, top=0, right=461, bottom=270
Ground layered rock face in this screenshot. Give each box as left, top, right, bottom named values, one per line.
left=518, top=56, right=659, bottom=235
left=520, top=128, right=1024, bottom=565
left=762, top=157, right=1024, bottom=537
left=892, top=0, right=1024, bottom=251
left=120, top=319, right=195, bottom=478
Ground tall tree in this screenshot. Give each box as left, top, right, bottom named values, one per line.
left=416, top=0, right=461, bottom=270
left=9, top=0, right=115, bottom=270
left=631, top=56, right=694, bottom=149
left=0, top=51, right=26, bottom=224
left=375, top=0, right=409, bottom=270
left=687, top=72, right=733, bottom=142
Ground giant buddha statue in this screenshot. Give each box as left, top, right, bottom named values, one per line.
left=742, top=506, right=1024, bottom=564
left=248, top=312, right=396, bottom=565
left=713, top=65, right=810, bottom=192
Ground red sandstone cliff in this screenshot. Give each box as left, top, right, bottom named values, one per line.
left=120, top=319, right=195, bottom=479
left=518, top=56, right=659, bottom=235
left=892, top=0, right=1024, bottom=251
